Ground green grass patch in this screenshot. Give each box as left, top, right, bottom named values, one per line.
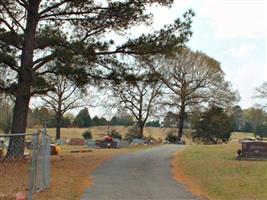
left=178, top=144, right=267, bottom=200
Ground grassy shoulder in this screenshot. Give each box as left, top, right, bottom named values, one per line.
left=33, top=144, right=158, bottom=200
left=172, top=144, right=267, bottom=200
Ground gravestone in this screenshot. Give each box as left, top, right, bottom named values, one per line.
left=56, top=139, right=67, bottom=145
left=68, top=138, right=85, bottom=146
left=96, top=140, right=117, bottom=148
left=131, top=139, right=145, bottom=145
left=86, top=139, right=96, bottom=148
left=241, top=141, right=267, bottom=159
left=117, top=140, right=130, bottom=148
left=113, top=138, right=121, bottom=143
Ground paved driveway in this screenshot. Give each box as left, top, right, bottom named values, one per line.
left=81, top=145, right=200, bottom=200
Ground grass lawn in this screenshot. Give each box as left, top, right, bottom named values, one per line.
left=172, top=144, right=267, bottom=200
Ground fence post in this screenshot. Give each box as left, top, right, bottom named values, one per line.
left=42, top=127, right=50, bottom=189
left=46, top=135, right=51, bottom=188
left=28, top=131, right=39, bottom=200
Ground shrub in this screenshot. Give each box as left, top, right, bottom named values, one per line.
left=82, top=130, right=92, bottom=140
left=108, top=129, right=122, bottom=140
left=146, top=120, right=160, bottom=127
left=143, top=134, right=154, bottom=141
left=165, top=132, right=179, bottom=143
left=125, top=126, right=142, bottom=142
left=192, top=106, right=232, bottom=144
left=255, top=124, right=267, bottom=139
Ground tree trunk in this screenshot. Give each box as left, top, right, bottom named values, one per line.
left=55, top=115, right=62, bottom=141
left=7, top=90, right=31, bottom=157
left=137, top=120, right=144, bottom=138
left=7, top=1, right=41, bottom=157
left=139, top=124, right=144, bottom=139
left=177, top=103, right=186, bottom=141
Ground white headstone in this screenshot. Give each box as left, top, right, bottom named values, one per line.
left=86, top=139, right=96, bottom=148
left=131, top=139, right=145, bottom=145
left=117, top=140, right=130, bottom=148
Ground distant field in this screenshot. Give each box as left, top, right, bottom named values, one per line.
left=230, top=132, right=255, bottom=140
left=173, top=137, right=267, bottom=200
left=25, top=127, right=257, bottom=143
left=27, top=126, right=180, bottom=141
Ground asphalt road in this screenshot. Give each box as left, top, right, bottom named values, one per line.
left=81, top=145, right=200, bottom=200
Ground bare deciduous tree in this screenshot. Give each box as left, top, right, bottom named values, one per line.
left=111, top=80, right=162, bottom=138
left=161, top=48, right=237, bottom=140
left=40, top=75, right=88, bottom=141
left=255, top=82, right=267, bottom=108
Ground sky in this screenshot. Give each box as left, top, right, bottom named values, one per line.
left=149, top=0, right=266, bottom=109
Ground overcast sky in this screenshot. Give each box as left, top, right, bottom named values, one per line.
left=155, top=0, right=266, bottom=109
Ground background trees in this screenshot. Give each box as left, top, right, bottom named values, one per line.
left=162, top=111, right=178, bottom=127
left=228, top=105, right=243, bottom=132
left=146, top=120, right=160, bottom=127
left=255, top=124, right=267, bottom=139
left=73, top=108, right=92, bottom=128
left=255, top=82, right=267, bottom=99
left=92, top=116, right=108, bottom=126
left=0, top=94, right=13, bottom=133
left=110, top=112, right=134, bottom=126
left=255, top=82, right=267, bottom=109
left=242, top=107, right=266, bottom=132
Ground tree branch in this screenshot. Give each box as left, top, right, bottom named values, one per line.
left=0, top=2, right=25, bottom=31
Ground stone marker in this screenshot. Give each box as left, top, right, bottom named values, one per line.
left=113, top=138, right=121, bottom=143
left=96, top=140, right=117, bottom=148
left=239, top=141, right=267, bottom=160
left=68, top=138, right=85, bottom=146
left=117, top=140, right=130, bottom=148
left=131, top=139, right=145, bottom=145
left=86, top=139, right=96, bottom=148
left=56, top=139, right=67, bottom=145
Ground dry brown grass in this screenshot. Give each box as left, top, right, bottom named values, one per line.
left=27, top=126, right=180, bottom=141
left=0, top=159, right=30, bottom=199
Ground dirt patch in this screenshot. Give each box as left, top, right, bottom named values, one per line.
left=0, top=159, right=30, bottom=199
left=171, top=151, right=212, bottom=200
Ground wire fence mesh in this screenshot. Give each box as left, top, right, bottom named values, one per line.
left=35, top=130, right=51, bottom=193
left=0, top=129, right=51, bottom=200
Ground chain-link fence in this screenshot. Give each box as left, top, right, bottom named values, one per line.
left=0, top=129, right=51, bottom=200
